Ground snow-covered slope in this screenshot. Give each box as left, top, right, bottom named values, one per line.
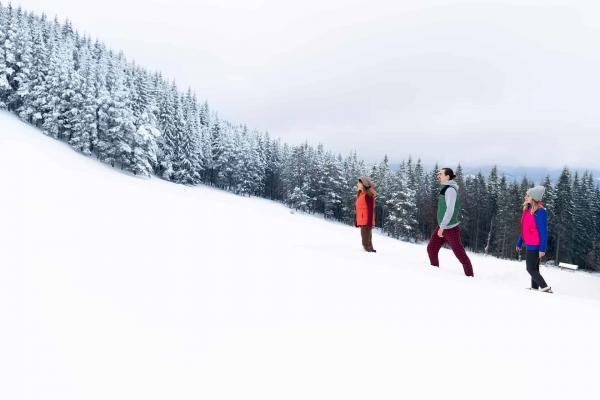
left=1, top=112, right=600, bottom=400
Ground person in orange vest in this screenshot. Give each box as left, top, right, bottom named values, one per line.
left=356, top=176, right=377, bottom=252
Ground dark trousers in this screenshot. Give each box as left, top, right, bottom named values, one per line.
left=427, top=226, right=474, bottom=277
left=360, top=227, right=374, bottom=251
left=526, top=249, right=548, bottom=289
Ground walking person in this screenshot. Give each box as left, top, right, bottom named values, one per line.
left=516, top=186, right=552, bottom=293
left=426, top=168, right=474, bottom=277
left=355, top=176, right=376, bottom=252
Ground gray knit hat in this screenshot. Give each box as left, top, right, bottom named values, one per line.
left=527, top=185, right=545, bottom=201
left=358, top=176, right=374, bottom=188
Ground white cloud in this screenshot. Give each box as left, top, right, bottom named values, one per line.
left=14, top=0, right=600, bottom=168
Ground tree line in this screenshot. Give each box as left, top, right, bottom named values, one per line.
left=1, top=4, right=598, bottom=270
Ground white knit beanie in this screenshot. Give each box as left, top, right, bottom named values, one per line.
left=527, top=186, right=545, bottom=201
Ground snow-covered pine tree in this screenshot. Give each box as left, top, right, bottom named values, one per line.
left=382, top=161, right=417, bottom=240
left=1, top=4, right=19, bottom=111
left=198, top=100, right=209, bottom=127
left=491, top=175, right=514, bottom=258
left=413, top=158, right=428, bottom=239
left=0, top=4, right=11, bottom=109
left=241, top=130, right=266, bottom=196
left=288, top=181, right=311, bottom=213
left=537, top=175, right=556, bottom=260
left=553, top=167, right=575, bottom=265
left=454, top=164, right=468, bottom=235
left=67, top=38, right=96, bottom=155
left=398, top=162, right=418, bottom=240
left=382, top=163, right=403, bottom=239
left=208, top=116, right=225, bottom=186
left=587, top=182, right=600, bottom=270
left=371, top=155, right=392, bottom=230
left=404, top=157, right=419, bottom=240
left=282, top=143, right=310, bottom=207
left=320, top=152, right=344, bottom=219
left=251, top=132, right=267, bottom=196
left=582, top=172, right=597, bottom=268
left=40, top=17, right=66, bottom=139
left=572, top=172, right=595, bottom=268
left=97, top=54, right=136, bottom=169
left=9, top=9, right=35, bottom=114
left=473, top=172, right=490, bottom=251
left=23, top=13, right=50, bottom=127
left=229, top=125, right=248, bottom=193
left=156, top=80, right=178, bottom=179
left=484, top=166, right=501, bottom=254
left=262, top=133, right=283, bottom=200
left=307, top=144, right=325, bottom=214
left=199, top=122, right=212, bottom=183
left=123, top=67, right=161, bottom=177
left=177, top=88, right=203, bottom=183
left=57, top=32, right=85, bottom=146
left=159, top=86, right=202, bottom=184
left=214, top=121, right=239, bottom=190
left=129, top=107, right=160, bottom=176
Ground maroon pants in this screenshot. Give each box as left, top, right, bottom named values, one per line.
left=427, top=226, right=474, bottom=277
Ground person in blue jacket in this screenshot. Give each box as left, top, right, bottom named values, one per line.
left=516, top=185, right=552, bottom=293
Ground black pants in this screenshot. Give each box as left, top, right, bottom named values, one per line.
left=526, top=249, right=548, bottom=289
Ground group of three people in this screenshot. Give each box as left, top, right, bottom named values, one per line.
left=355, top=168, right=552, bottom=293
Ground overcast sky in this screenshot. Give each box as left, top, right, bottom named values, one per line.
left=14, top=0, right=600, bottom=169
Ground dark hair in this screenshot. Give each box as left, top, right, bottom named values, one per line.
left=441, top=168, right=456, bottom=180
left=357, top=178, right=377, bottom=197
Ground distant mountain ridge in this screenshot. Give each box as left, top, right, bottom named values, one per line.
left=391, top=163, right=599, bottom=184
left=460, top=165, right=600, bottom=184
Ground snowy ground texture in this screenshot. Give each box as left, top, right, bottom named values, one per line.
left=2, top=111, right=600, bottom=400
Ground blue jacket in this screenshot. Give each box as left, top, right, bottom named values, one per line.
left=517, top=207, right=548, bottom=252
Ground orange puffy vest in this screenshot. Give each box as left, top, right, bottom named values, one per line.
left=356, top=191, right=375, bottom=226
